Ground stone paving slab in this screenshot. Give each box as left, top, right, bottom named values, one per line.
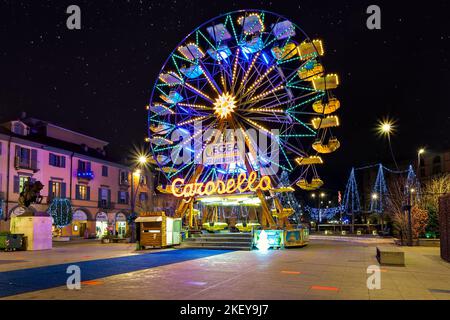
left=1, top=239, right=450, bottom=300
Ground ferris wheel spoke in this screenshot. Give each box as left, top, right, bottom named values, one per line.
left=181, top=81, right=214, bottom=103
left=237, top=52, right=261, bottom=93
left=240, top=65, right=277, bottom=100
left=198, top=61, right=222, bottom=95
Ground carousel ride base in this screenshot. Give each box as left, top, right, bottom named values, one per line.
left=179, top=232, right=253, bottom=251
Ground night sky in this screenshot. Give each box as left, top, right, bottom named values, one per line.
left=1, top=0, right=449, bottom=191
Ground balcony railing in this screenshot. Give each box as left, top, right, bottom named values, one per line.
left=14, top=156, right=39, bottom=172
left=98, top=200, right=115, bottom=210
left=77, top=169, right=94, bottom=180
left=119, top=178, right=130, bottom=186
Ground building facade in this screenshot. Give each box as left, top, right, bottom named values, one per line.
left=0, top=116, right=152, bottom=239
left=418, top=149, right=450, bottom=182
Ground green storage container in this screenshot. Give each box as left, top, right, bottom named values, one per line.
left=0, top=233, right=24, bottom=251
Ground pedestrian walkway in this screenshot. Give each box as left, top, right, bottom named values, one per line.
left=310, top=235, right=395, bottom=244
left=0, top=249, right=231, bottom=298
left=2, top=240, right=450, bottom=300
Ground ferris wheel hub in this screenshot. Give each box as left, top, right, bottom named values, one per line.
left=213, top=92, right=237, bottom=119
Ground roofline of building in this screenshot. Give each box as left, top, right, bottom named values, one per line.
left=0, top=132, right=130, bottom=170
left=45, top=123, right=109, bottom=146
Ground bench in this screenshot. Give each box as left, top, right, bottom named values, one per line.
left=376, top=246, right=405, bottom=266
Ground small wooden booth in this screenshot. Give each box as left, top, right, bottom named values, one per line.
left=136, top=211, right=182, bottom=249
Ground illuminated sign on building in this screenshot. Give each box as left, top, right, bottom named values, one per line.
left=171, top=172, right=272, bottom=198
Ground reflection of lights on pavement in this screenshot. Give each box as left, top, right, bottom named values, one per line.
left=256, top=230, right=270, bottom=253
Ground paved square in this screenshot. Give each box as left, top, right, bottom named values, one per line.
left=1, top=239, right=450, bottom=300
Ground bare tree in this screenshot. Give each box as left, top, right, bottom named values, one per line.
left=385, top=176, right=428, bottom=243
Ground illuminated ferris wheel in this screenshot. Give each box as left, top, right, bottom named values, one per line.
left=148, top=9, right=341, bottom=195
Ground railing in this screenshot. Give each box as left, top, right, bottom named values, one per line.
left=14, top=156, right=39, bottom=172
left=77, top=169, right=94, bottom=180
left=119, top=178, right=130, bottom=186
left=98, top=200, right=115, bottom=210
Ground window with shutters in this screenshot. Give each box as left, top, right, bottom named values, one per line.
left=139, top=174, right=148, bottom=185
left=76, top=185, right=89, bottom=200
left=15, top=146, right=38, bottom=171
left=119, top=171, right=129, bottom=185
left=49, top=153, right=66, bottom=168
left=77, top=160, right=94, bottom=179
left=51, top=181, right=61, bottom=198
left=118, top=191, right=128, bottom=204
left=139, top=192, right=148, bottom=203
left=432, top=156, right=442, bottom=175
left=99, top=187, right=112, bottom=209
left=19, top=176, right=31, bottom=194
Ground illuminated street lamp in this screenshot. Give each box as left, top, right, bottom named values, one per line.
left=372, top=193, right=379, bottom=200
left=417, top=148, right=425, bottom=178
left=138, top=155, right=149, bottom=165
left=377, top=118, right=398, bottom=169
left=130, top=153, right=150, bottom=243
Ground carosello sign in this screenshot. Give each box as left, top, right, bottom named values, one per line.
left=171, top=172, right=272, bottom=198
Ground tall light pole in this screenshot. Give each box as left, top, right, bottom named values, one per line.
left=417, top=148, right=425, bottom=179
left=130, top=154, right=149, bottom=243
left=405, top=188, right=415, bottom=246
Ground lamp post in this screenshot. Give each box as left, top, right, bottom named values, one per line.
left=405, top=188, right=415, bottom=246
left=319, top=192, right=326, bottom=223
left=130, top=155, right=148, bottom=243
left=417, top=148, right=425, bottom=179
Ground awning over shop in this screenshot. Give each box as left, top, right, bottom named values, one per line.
left=135, top=216, right=163, bottom=222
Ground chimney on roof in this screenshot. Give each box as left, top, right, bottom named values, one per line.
left=19, top=111, right=27, bottom=119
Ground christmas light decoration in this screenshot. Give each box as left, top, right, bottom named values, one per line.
left=370, top=164, right=388, bottom=213
left=343, top=168, right=361, bottom=214
left=48, top=198, right=73, bottom=228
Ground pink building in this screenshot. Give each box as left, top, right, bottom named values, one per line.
left=0, top=116, right=152, bottom=239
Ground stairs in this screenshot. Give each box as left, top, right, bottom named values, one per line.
left=180, top=232, right=253, bottom=250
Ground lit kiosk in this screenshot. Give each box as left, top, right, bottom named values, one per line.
left=147, top=10, right=342, bottom=250
left=136, top=212, right=181, bottom=249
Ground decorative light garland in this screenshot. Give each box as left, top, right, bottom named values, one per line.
left=48, top=198, right=73, bottom=228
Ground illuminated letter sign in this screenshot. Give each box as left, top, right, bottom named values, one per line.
left=171, top=173, right=272, bottom=198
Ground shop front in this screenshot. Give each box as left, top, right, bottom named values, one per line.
left=71, top=210, right=88, bottom=237
left=95, top=212, right=108, bottom=238
left=115, top=212, right=127, bottom=238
